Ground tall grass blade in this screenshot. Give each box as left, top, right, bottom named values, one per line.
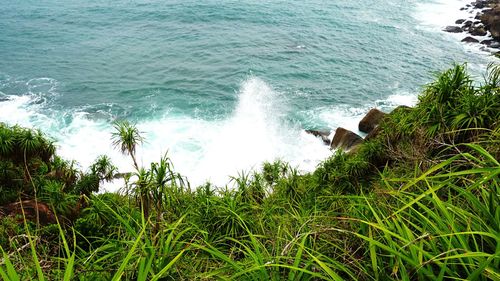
left=150, top=249, right=186, bottom=281
left=0, top=248, right=20, bottom=281
left=111, top=226, right=146, bottom=281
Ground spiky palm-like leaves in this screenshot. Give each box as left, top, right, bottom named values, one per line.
left=90, top=155, right=117, bottom=183
left=0, top=126, right=14, bottom=157
left=0, top=123, right=56, bottom=163
left=417, top=64, right=472, bottom=137
left=132, top=167, right=152, bottom=219
left=1, top=64, right=500, bottom=280
left=150, top=154, right=187, bottom=223
left=40, top=180, right=78, bottom=216
left=407, top=63, right=500, bottom=143
left=111, top=120, right=144, bottom=170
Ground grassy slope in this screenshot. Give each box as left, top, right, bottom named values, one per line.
left=0, top=64, right=499, bottom=280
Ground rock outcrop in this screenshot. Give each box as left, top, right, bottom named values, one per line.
left=451, top=0, right=500, bottom=49
left=481, top=6, right=500, bottom=39
left=331, top=127, right=363, bottom=151
left=358, top=108, right=386, bottom=134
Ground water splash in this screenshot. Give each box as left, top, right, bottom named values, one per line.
left=0, top=77, right=332, bottom=189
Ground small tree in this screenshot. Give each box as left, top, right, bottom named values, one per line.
left=111, top=120, right=144, bottom=170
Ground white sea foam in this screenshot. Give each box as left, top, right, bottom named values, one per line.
left=414, top=0, right=489, bottom=52
left=135, top=78, right=332, bottom=188
left=413, top=0, right=499, bottom=64
left=317, top=105, right=367, bottom=134
left=312, top=91, right=418, bottom=140
left=0, top=77, right=333, bottom=190
left=414, top=0, right=472, bottom=31
left=378, top=92, right=418, bottom=108
left=0, top=77, right=421, bottom=191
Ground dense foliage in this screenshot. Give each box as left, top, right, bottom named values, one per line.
left=0, top=64, right=499, bottom=280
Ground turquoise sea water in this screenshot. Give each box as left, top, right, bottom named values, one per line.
left=0, top=0, right=495, bottom=188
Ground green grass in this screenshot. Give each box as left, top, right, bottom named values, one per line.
left=0, top=63, right=499, bottom=280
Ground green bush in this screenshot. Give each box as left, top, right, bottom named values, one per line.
left=1, top=64, right=500, bottom=280
left=0, top=216, right=21, bottom=250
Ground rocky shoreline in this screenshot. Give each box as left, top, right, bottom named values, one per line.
left=305, top=1, right=500, bottom=151
left=306, top=107, right=396, bottom=152
left=444, top=0, right=500, bottom=51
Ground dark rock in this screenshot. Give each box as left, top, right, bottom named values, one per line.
left=481, top=39, right=495, bottom=45
left=305, top=130, right=331, bottom=145
left=443, top=26, right=463, bottom=33
left=461, top=7, right=467, bottom=11
left=473, top=1, right=495, bottom=9
left=462, top=36, right=480, bottom=43
left=456, top=19, right=466, bottom=24
left=463, top=20, right=474, bottom=28
left=331, top=127, right=363, bottom=151
left=305, top=129, right=330, bottom=137
left=480, top=38, right=500, bottom=48
left=359, top=108, right=387, bottom=134
left=363, top=105, right=411, bottom=141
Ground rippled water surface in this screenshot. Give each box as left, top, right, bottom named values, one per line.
left=0, top=0, right=494, bottom=187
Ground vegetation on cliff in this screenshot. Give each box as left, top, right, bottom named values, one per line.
left=0, top=64, right=499, bottom=280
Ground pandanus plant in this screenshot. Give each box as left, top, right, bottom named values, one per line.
left=150, top=153, right=187, bottom=232
left=111, top=121, right=154, bottom=219
left=111, top=121, right=189, bottom=228
left=111, top=120, right=144, bottom=171
left=90, top=155, right=117, bottom=183
left=0, top=125, right=14, bottom=158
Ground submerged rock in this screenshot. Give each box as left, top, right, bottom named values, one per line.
left=463, top=20, right=474, bottom=28
left=359, top=108, right=386, bottom=134
left=481, top=38, right=500, bottom=47
left=462, top=36, right=480, bottom=43
left=331, top=127, right=363, bottom=151
left=481, top=38, right=495, bottom=45
left=473, top=1, right=487, bottom=9
left=443, top=26, right=463, bottom=33
left=305, top=130, right=331, bottom=145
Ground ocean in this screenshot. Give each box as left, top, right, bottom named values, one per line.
left=0, top=0, right=495, bottom=189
